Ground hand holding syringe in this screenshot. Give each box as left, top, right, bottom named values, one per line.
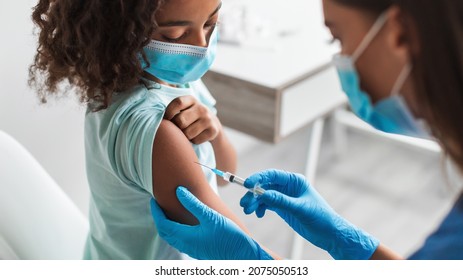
left=195, top=162, right=265, bottom=196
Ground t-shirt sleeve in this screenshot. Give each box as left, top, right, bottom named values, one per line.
left=109, top=96, right=165, bottom=196
left=192, top=79, right=217, bottom=115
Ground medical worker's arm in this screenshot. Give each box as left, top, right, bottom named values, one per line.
left=241, top=169, right=402, bottom=260
left=370, top=245, right=403, bottom=260
left=165, top=96, right=237, bottom=186
left=150, top=188, right=274, bottom=260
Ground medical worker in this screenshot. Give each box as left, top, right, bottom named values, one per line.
left=150, top=0, right=463, bottom=260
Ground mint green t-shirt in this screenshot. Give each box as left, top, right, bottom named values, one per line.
left=83, top=79, right=219, bottom=259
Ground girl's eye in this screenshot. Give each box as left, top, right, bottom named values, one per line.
left=162, top=33, right=187, bottom=43
left=160, top=21, right=219, bottom=43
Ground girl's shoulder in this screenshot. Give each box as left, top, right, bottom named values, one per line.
left=85, top=82, right=166, bottom=131
left=88, top=82, right=165, bottom=114
left=87, top=78, right=217, bottom=122
left=139, top=78, right=217, bottom=113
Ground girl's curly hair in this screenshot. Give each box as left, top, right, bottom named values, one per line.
left=29, top=0, right=164, bottom=110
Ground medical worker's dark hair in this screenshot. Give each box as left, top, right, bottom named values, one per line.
left=29, top=0, right=164, bottom=110
left=334, top=0, right=463, bottom=173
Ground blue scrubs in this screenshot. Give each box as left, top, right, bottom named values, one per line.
left=408, top=194, right=463, bottom=260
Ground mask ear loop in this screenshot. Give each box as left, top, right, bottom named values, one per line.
left=352, top=12, right=389, bottom=62
left=390, top=63, right=413, bottom=96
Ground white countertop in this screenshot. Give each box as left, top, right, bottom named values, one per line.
left=213, top=0, right=339, bottom=88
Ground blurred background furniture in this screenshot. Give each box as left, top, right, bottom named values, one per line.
left=0, top=131, right=88, bottom=259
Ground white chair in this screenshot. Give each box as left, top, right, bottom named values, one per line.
left=0, top=130, right=88, bottom=259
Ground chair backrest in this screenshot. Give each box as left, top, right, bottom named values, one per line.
left=0, top=130, right=88, bottom=259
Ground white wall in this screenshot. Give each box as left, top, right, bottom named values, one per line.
left=0, top=1, right=89, bottom=214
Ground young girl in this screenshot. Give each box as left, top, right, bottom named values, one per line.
left=29, top=0, right=272, bottom=259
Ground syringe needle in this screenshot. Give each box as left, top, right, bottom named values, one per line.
left=194, top=161, right=224, bottom=177
left=194, top=162, right=264, bottom=196
left=194, top=161, right=211, bottom=170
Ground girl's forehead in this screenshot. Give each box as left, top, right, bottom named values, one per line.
left=156, top=0, right=222, bottom=22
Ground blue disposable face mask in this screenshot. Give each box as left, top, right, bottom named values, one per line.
left=142, top=27, right=218, bottom=85
left=332, top=13, right=430, bottom=138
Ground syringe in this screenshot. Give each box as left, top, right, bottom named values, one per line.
left=195, top=162, right=265, bottom=196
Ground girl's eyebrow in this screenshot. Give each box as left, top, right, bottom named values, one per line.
left=158, top=1, right=222, bottom=28
left=158, top=20, right=191, bottom=27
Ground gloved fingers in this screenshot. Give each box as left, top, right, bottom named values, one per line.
left=240, top=192, right=261, bottom=215
left=239, top=191, right=256, bottom=208
left=245, top=169, right=301, bottom=194
left=259, top=189, right=295, bottom=212
left=244, top=170, right=285, bottom=189
left=176, top=186, right=218, bottom=224
left=255, top=204, right=267, bottom=218
left=150, top=197, right=195, bottom=228
left=240, top=191, right=272, bottom=218
left=260, top=169, right=293, bottom=187
left=150, top=197, right=192, bottom=239
left=244, top=173, right=262, bottom=189
left=243, top=200, right=261, bottom=215
left=263, top=170, right=310, bottom=197
left=150, top=198, right=167, bottom=224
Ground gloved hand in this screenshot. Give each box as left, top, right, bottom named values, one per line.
left=241, top=169, right=379, bottom=260
left=150, top=186, right=273, bottom=260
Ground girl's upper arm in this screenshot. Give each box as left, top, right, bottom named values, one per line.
left=152, top=119, right=248, bottom=229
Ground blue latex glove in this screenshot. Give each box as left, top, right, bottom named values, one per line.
left=150, top=186, right=273, bottom=260
left=241, top=169, right=379, bottom=260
